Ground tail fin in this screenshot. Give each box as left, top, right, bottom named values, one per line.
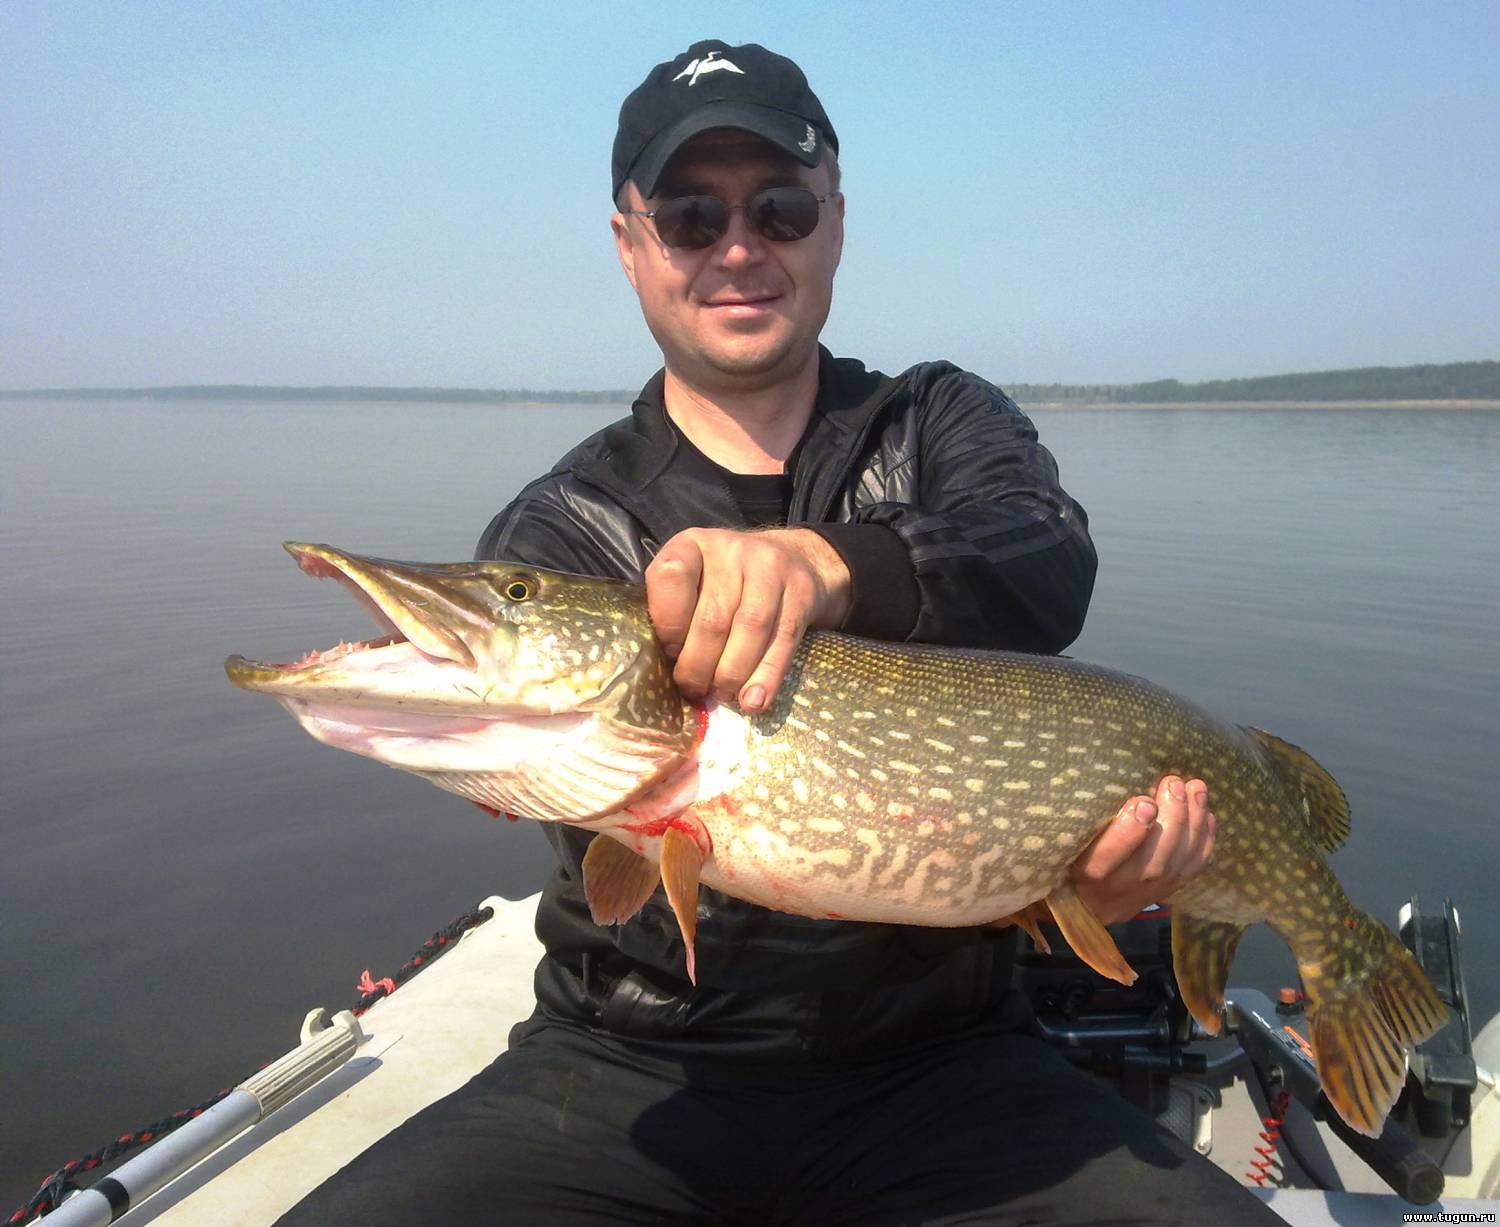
left=1301, top=911, right=1448, bottom=1137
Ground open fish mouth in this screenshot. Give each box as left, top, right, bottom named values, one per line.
left=224, top=543, right=493, bottom=707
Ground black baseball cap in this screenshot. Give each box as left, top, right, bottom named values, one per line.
left=612, top=40, right=838, bottom=200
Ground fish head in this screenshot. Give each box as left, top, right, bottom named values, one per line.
left=225, top=545, right=693, bottom=820
left=227, top=543, right=671, bottom=718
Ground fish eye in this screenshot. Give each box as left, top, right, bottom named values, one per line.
left=503, top=576, right=533, bottom=602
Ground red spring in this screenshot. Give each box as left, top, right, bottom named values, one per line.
left=1244, top=1089, right=1290, bottom=1187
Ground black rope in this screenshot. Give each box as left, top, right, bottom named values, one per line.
left=9, top=901, right=495, bottom=1225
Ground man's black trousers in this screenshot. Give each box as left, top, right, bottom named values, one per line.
left=276, top=1016, right=1282, bottom=1225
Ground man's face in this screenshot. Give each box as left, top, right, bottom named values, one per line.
left=612, top=131, right=844, bottom=391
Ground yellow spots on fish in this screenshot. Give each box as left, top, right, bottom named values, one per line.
left=1028, top=759, right=1047, bottom=769
left=925, top=738, right=955, bottom=754
left=802, top=677, right=820, bottom=692
left=1111, top=748, right=1134, bottom=759
left=792, top=777, right=810, bottom=804
left=968, top=734, right=989, bottom=745
left=1025, top=804, right=1056, bottom=817
left=831, top=794, right=847, bottom=811
left=965, top=778, right=986, bottom=793
left=754, top=782, right=771, bottom=801
left=793, top=695, right=813, bottom=708
left=992, top=816, right=1012, bottom=831
left=1012, top=864, right=1033, bottom=882
left=1071, top=715, right=1095, bottom=726
left=1106, top=721, right=1123, bottom=732
left=786, top=716, right=812, bottom=732
left=887, top=800, right=915, bottom=820
left=836, top=740, right=867, bottom=760
left=982, top=759, right=1009, bottom=770
left=962, top=831, right=979, bottom=847
left=973, top=709, right=993, bottom=719
left=936, top=716, right=956, bottom=728
left=933, top=763, right=955, bottom=776
left=957, top=811, right=973, bottom=825
left=1003, top=739, right=1026, bottom=749
left=814, top=729, right=832, bottom=743
left=1101, top=783, right=1129, bottom=797
left=906, top=707, right=919, bottom=718
left=855, top=791, right=876, bottom=814
left=1003, top=780, right=1030, bottom=791
left=871, top=768, right=889, bottom=783
left=1022, top=835, right=1046, bottom=851
left=811, top=757, right=837, bottom=779
left=779, top=818, right=802, bottom=834
left=774, top=796, right=791, bottom=814
left=929, top=787, right=953, bottom=802
left=853, top=710, right=876, bottom=721
left=876, top=686, right=895, bottom=697
left=808, top=816, right=845, bottom=834
left=917, top=820, right=936, bottom=837
left=888, top=730, right=911, bottom=741
left=1055, top=832, right=1077, bottom=848
left=1073, top=789, right=1097, bottom=801
left=1066, top=745, right=1087, bottom=755
left=818, top=709, right=836, bottom=722
left=890, top=761, right=921, bottom=774
left=1038, top=731, right=1057, bottom=741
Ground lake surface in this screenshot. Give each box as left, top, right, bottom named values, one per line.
left=3, top=397, right=1497, bottom=1207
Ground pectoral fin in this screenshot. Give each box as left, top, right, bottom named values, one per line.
left=1046, top=883, right=1138, bottom=985
left=660, top=826, right=704, bottom=985
left=581, top=835, right=660, bottom=926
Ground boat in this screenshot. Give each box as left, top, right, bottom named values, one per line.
left=21, top=895, right=1498, bottom=1225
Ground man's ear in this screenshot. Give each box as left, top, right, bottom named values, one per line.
left=611, top=211, right=639, bottom=291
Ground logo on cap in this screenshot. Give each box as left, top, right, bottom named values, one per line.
left=672, top=50, right=745, bottom=86
left=798, top=124, right=817, bottom=154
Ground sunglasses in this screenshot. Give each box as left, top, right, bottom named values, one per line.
left=624, top=186, right=834, bottom=250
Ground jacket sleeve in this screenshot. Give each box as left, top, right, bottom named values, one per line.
left=836, top=367, right=1097, bottom=654
left=473, top=476, right=651, bottom=581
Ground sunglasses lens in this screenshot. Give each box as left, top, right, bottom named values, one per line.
left=748, top=187, right=821, bottom=241
left=653, top=196, right=727, bottom=249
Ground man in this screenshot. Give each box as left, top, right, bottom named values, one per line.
left=281, top=40, right=1277, bottom=1225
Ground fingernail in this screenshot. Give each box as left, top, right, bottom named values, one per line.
left=1191, top=786, right=1208, bottom=806
left=741, top=685, right=766, bottom=711
left=1167, top=778, right=1186, bottom=801
left=1133, top=799, right=1158, bottom=824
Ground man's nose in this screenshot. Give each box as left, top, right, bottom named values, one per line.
left=712, top=207, right=767, bottom=268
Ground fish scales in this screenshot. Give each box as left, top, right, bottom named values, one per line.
left=227, top=545, right=1448, bottom=1137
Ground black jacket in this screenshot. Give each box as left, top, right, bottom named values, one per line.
left=476, top=350, right=1097, bottom=1060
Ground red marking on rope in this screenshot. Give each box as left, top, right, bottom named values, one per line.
left=1244, top=1089, right=1290, bottom=1186
left=357, top=969, right=396, bottom=996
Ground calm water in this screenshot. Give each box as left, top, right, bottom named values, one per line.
left=2, top=398, right=1497, bottom=1206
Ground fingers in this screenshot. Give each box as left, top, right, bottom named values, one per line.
left=643, top=528, right=850, bottom=711
left=645, top=537, right=706, bottom=660
left=1068, top=795, right=1159, bottom=882
left=1070, top=776, right=1217, bottom=923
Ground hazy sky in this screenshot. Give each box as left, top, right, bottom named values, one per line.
left=4, top=2, right=1496, bottom=389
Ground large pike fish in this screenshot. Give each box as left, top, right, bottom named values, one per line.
left=227, top=543, right=1445, bottom=1136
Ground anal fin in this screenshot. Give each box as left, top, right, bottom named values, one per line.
left=581, top=834, right=660, bottom=926
left=1171, top=913, right=1246, bottom=1034
left=1046, top=883, right=1137, bottom=985
left=660, top=826, right=704, bottom=985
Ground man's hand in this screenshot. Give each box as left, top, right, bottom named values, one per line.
left=646, top=527, right=851, bottom=713
left=1068, top=776, right=1216, bottom=924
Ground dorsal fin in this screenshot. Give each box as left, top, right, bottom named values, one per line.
left=1246, top=726, right=1351, bottom=852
